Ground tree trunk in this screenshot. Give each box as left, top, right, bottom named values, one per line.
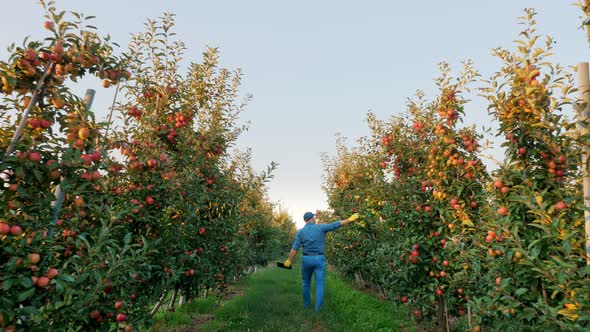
left=437, top=297, right=448, bottom=332
left=150, top=291, right=168, bottom=318
left=167, top=288, right=178, bottom=312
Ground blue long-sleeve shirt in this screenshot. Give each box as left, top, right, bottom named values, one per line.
left=292, top=221, right=341, bottom=255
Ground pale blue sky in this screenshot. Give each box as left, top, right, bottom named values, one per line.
left=1, top=1, right=587, bottom=228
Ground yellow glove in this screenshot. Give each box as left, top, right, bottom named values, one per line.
left=283, top=259, right=291, bottom=268
left=348, top=213, right=360, bottom=222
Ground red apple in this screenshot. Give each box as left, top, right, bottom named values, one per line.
left=78, top=127, right=90, bottom=140
left=555, top=201, right=567, bottom=210
left=36, top=276, right=50, bottom=287
left=28, top=253, right=40, bottom=265
left=91, top=150, right=102, bottom=162
left=10, top=225, right=23, bottom=235
left=52, top=43, right=64, bottom=56
left=0, top=222, right=10, bottom=235
left=29, top=152, right=42, bottom=162
left=28, top=118, right=41, bottom=128
left=90, top=309, right=101, bottom=320
left=46, top=268, right=59, bottom=279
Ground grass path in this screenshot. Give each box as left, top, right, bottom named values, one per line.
left=152, top=263, right=415, bottom=332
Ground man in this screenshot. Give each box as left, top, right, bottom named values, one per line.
left=283, top=211, right=359, bottom=311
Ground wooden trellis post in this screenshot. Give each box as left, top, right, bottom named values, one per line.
left=577, top=62, right=590, bottom=265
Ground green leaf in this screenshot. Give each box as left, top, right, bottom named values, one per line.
left=562, top=241, right=571, bottom=255
left=54, top=300, right=68, bottom=309
left=124, top=232, right=132, bottom=245
left=141, top=235, right=148, bottom=251
left=461, top=219, right=474, bottom=227
left=59, top=274, right=74, bottom=283
left=530, top=246, right=539, bottom=259
left=19, top=277, right=33, bottom=288
left=32, top=168, right=44, bottom=182
left=4, top=245, right=16, bottom=255
left=515, top=288, right=528, bottom=296
left=22, top=305, right=39, bottom=315
left=55, top=280, right=64, bottom=295
left=17, top=287, right=35, bottom=302
left=521, top=307, right=537, bottom=321
left=556, top=272, right=565, bottom=285
left=2, top=278, right=15, bottom=290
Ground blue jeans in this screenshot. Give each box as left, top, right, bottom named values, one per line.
left=301, top=255, right=326, bottom=311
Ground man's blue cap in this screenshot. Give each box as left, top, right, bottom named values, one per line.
left=303, top=212, right=315, bottom=221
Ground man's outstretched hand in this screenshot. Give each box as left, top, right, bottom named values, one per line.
left=347, top=213, right=360, bottom=222
left=283, top=259, right=291, bottom=268
left=341, top=213, right=361, bottom=227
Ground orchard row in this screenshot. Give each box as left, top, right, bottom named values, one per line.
left=0, top=2, right=294, bottom=331
left=322, top=9, right=589, bottom=332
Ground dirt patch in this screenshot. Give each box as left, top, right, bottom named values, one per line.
left=219, top=287, right=245, bottom=301
left=351, top=280, right=386, bottom=299
left=192, top=314, right=214, bottom=324
left=333, top=270, right=387, bottom=300
left=312, top=320, right=327, bottom=332
left=175, top=314, right=214, bottom=332
left=162, top=314, right=214, bottom=332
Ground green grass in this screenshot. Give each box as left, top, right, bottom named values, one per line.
left=151, top=295, right=218, bottom=329
left=152, top=263, right=415, bottom=332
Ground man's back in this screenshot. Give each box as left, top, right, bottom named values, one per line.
left=293, top=221, right=341, bottom=255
